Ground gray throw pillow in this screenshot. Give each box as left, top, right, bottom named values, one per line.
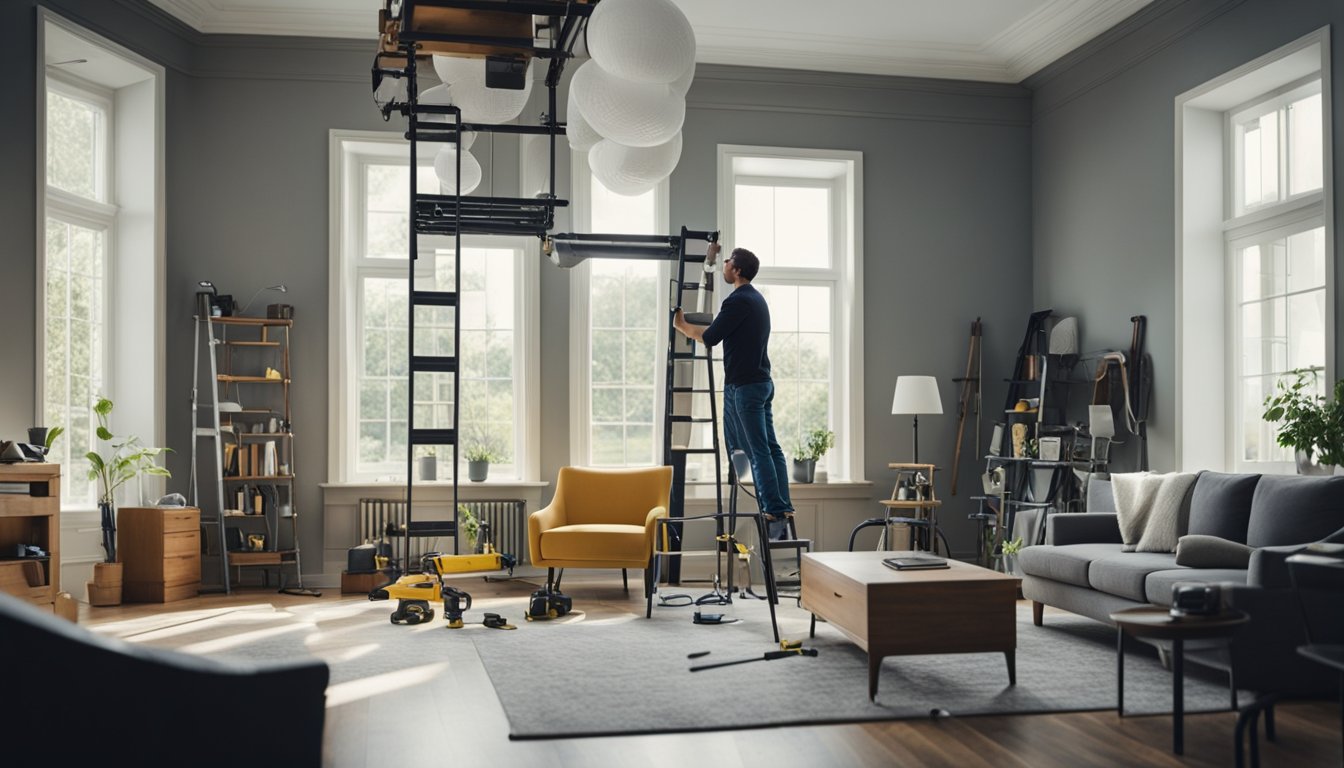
left=1175, top=534, right=1253, bottom=569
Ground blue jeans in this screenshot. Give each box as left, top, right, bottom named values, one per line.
left=723, top=381, right=793, bottom=538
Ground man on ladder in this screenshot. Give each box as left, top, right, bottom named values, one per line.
left=673, top=245, right=794, bottom=540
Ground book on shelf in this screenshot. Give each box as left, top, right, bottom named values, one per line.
left=883, top=555, right=950, bottom=571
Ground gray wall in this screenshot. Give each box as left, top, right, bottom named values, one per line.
left=1028, top=0, right=1344, bottom=473
left=3, top=0, right=1034, bottom=560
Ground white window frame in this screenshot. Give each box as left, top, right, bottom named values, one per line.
left=329, top=130, right=540, bottom=483
left=718, top=145, right=865, bottom=482
left=567, top=150, right=671, bottom=467
left=1176, top=27, right=1333, bottom=474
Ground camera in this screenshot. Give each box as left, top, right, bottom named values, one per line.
left=1170, top=582, right=1222, bottom=617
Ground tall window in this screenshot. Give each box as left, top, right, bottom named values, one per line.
left=570, top=161, right=668, bottom=467
left=1178, top=31, right=1331, bottom=474
left=720, top=147, right=863, bottom=481
left=333, top=135, right=533, bottom=482
left=44, top=77, right=112, bottom=507
left=1228, top=80, right=1328, bottom=470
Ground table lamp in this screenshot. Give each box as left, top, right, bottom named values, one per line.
left=892, top=375, right=942, bottom=463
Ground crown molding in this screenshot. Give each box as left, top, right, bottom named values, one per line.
left=146, top=0, right=377, bottom=39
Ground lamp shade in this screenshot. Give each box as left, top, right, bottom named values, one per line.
left=891, top=376, right=943, bottom=415
left=571, top=59, right=684, bottom=148
left=432, top=146, right=482, bottom=195
left=589, top=132, right=682, bottom=197
left=587, top=0, right=696, bottom=85
left=565, top=82, right=603, bottom=152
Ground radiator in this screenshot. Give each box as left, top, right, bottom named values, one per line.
left=357, top=498, right=526, bottom=569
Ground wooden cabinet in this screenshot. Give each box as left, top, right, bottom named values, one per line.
left=0, top=463, right=60, bottom=611
left=118, top=506, right=200, bottom=603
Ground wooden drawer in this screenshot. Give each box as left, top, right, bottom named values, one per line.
left=124, top=578, right=199, bottom=603
left=162, top=510, right=198, bottom=534
left=164, top=531, right=198, bottom=559
left=163, top=554, right=200, bottom=585
left=801, top=558, right=869, bottom=646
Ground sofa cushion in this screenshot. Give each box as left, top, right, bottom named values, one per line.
left=539, top=523, right=648, bottom=562
left=1018, top=543, right=1124, bottom=588
left=1246, top=475, right=1344, bottom=547
left=1187, top=471, right=1260, bottom=543
left=1145, top=568, right=1248, bottom=606
left=1175, top=534, right=1254, bottom=569
left=1087, top=551, right=1180, bottom=602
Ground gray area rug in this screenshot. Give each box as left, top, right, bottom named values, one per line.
left=472, top=598, right=1245, bottom=740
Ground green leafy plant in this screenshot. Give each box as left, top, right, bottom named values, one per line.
left=792, top=428, right=836, bottom=463
left=457, top=503, right=480, bottom=544
left=86, top=396, right=171, bottom=562
left=463, top=429, right=506, bottom=464
left=1262, top=369, right=1344, bottom=467
left=43, top=426, right=64, bottom=451
left=1001, top=537, right=1025, bottom=557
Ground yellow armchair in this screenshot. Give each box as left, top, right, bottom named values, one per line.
left=529, top=466, right=672, bottom=595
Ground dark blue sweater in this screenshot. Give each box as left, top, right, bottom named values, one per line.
left=701, top=283, right=772, bottom=386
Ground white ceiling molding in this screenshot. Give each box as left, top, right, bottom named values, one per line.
left=145, top=0, right=1154, bottom=83
left=147, top=0, right=376, bottom=39
left=987, top=0, right=1155, bottom=82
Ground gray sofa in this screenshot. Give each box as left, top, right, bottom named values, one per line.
left=1020, top=471, right=1344, bottom=699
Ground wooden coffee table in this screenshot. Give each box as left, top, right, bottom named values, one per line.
left=801, top=550, right=1021, bottom=700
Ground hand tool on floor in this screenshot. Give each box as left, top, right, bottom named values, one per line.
left=689, top=646, right=818, bottom=672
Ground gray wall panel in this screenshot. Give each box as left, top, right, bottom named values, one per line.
left=1029, top=0, right=1344, bottom=473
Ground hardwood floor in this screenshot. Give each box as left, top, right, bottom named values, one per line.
left=80, top=576, right=1341, bottom=767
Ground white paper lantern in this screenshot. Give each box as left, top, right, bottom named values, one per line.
left=431, top=54, right=477, bottom=86
left=433, top=145, right=482, bottom=195
left=565, top=82, right=602, bottom=152
left=588, top=0, right=696, bottom=85
left=433, top=56, right=534, bottom=125
left=571, top=60, right=684, bottom=148
left=670, top=61, right=696, bottom=97
left=589, top=132, right=683, bottom=197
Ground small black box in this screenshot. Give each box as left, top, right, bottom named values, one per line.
left=485, top=55, right=527, bottom=89
left=348, top=543, right=377, bottom=573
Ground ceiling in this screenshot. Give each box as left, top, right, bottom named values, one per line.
left=145, top=0, right=1153, bottom=83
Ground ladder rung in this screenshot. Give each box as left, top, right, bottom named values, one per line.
left=671, top=447, right=719, bottom=454
left=411, top=355, right=458, bottom=373
left=668, top=416, right=714, bottom=423
left=675, top=282, right=703, bottom=290
left=670, top=387, right=714, bottom=393
left=412, top=290, right=458, bottom=307
left=410, top=428, right=457, bottom=446
left=670, top=352, right=714, bottom=361
left=194, top=428, right=221, bottom=437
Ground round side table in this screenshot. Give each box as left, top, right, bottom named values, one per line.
left=1110, top=606, right=1249, bottom=756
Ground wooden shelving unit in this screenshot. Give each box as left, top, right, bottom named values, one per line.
left=0, top=463, right=60, bottom=611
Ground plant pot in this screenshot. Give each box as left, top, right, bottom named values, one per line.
left=88, top=562, right=123, bottom=606
left=468, top=460, right=490, bottom=482
left=791, top=459, right=815, bottom=484
left=1295, top=450, right=1340, bottom=476
left=419, top=455, right=437, bottom=481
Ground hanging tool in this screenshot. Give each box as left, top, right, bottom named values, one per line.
left=689, top=646, right=819, bottom=672
left=1128, top=315, right=1151, bottom=471
left=950, top=318, right=982, bottom=495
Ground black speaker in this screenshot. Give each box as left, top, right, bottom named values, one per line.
left=347, top=543, right=377, bottom=573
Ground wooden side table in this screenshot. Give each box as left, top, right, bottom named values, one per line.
left=1110, top=606, right=1248, bottom=755
left=848, top=463, right=944, bottom=554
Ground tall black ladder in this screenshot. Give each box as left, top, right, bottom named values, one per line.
left=662, top=227, right=723, bottom=585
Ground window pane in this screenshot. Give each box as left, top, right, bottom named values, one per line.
left=588, top=252, right=659, bottom=466
left=1286, top=227, right=1326, bottom=293
left=1288, top=92, right=1323, bottom=196
left=735, top=184, right=831, bottom=269
left=757, top=283, right=833, bottom=462
left=363, top=164, right=437, bottom=259
left=45, top=217, right=106, bottom=506
left=1286, top=290, right=1327, bottom=371
left=735, top=185, right=775, bottom=265
left=1242, top=375, right=1293, bottom=464
left=46, top=90, right=102, bottom=202
left=1241, top=112, right=1279, bottom=210
left=458, top=248, right=516, bottom=473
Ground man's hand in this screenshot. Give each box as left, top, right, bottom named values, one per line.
left=673, top=307, right=706, bottom=342
left=706, top=241, right=721, bottom=264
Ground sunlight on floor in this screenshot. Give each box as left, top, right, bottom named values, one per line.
left=324, top=662, right=451, bottom=708
left=169, top=619, right=311, bottom=654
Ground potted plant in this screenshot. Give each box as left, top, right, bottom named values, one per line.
left=457, top=503, right=480, bottom=552
left=464, top=430, right=504, bottom=482
left=86, top=396, right=171, bottom=606
left=419, top=448, right=437, bottom=481
left=791, top=427, right=835, bottom=483
left=1261, top=368, right=1344, bottom=475
left=1000, top=537, right=1025, bottom=576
